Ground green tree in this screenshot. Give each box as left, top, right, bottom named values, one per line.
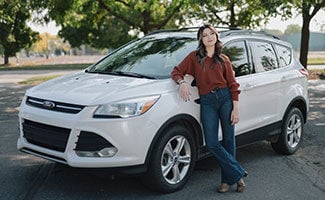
left=186, top=0, right=285, bottom=29
left=0, top=0, right=39, bottom=65
left=30, top=33, right=65, bottom=58
left=96, top=0, right=185, bottom=34
left=36, top=0, right=189, bottom=49
left=279, top=0, right=325, bottom=67
left=297, top=0, right=325, bottom=67
left=263, top=29, right=283, bottom=36
left=284, top=24, right=301, bottom=35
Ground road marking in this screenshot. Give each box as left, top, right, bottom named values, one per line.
left=315, top=123, right=325, bottom=126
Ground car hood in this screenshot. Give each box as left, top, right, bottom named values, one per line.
left=26, top=71, right=171, bottom=105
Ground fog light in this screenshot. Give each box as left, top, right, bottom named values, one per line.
left=98, top=147, right=118, bottom=157
left=76, top=147, right=118, bottom=157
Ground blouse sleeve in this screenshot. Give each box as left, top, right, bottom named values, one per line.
left=171, top=51, right=196, bottom=83
left=222, top=54, right=241, bottom=101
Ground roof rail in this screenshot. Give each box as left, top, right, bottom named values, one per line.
left=145, top=29, right=180, bottom=36
left=222, top=30, right=280, bottom=39
left=145, top=27, right=279, bottom=40
left=178, top=26, right=242, bottom=31
left=145, top=26, right=238, bottom=36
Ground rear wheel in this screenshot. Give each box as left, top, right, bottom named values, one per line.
left=271, top=107, right=304, bottom=155
left=141, top=126, right=196, bottom=193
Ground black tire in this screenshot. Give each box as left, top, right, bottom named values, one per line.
left=141, top=126, right=196, bottom=193
left=271, top=107, right=304, bottom=155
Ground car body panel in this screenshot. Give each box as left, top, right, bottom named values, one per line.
left=17, top=28, right=309, bottom=171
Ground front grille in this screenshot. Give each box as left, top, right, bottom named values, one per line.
left=75, top=131, right=114, bottom=151
left=22, top=119, right=71, bottom=152
left=26, top=96, right=85, bottom=114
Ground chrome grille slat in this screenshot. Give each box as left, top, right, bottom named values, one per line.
left=26, top=96, right=85, bottom=114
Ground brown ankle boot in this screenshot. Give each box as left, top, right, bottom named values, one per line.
left=218, top=183, right=230, bottom=193
left=236, top=178, right=246, bottom=192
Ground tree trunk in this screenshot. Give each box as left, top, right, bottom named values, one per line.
left=4, top=54, right=9, bottom=65
left=142, top=10, right=151, bottom=34
left=299, top=1, right=325, bottom=69
left=299, top=3, right=312, bottom=69
left=300, top=18, right=310, bottom=68
left=229, top=2, right=236, bottom=27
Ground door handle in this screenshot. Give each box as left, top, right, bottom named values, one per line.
left=243, top=83, right=255, bottom=91
left=281, top=74, right=295, bottom=82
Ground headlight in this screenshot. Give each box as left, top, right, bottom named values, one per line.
left=93, top=95, right=160, bottom=118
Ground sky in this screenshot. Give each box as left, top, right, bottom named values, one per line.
left=264, top=10, right=324, bottom=32
left=29, top=10, right=325, bottom=35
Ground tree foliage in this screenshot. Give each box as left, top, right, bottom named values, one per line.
left=0, top=0, right=39, bottom=65
left=0, top=0, right=323, bottom=67
left=296, top=0, right=325, bottom=67
left=284, top=24, right=301, bottom=35
left=37, top=0, right=190, bottom=49
left=186, top=0, right=285, bottom=29
left=272, top=0, right=325, bottom=67
left=36, top=0, right=292, bottom=50
left=96, top=0, right=186, bottom=34
left=30, top=33, right=69, bottom=58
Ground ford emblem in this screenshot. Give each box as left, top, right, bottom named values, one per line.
left=43, top=101, right=56, bottom=109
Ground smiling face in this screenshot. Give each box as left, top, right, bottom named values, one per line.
left=201, top=27, right=217, bottom=48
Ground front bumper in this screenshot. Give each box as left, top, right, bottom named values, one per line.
left=17, top=96, right=159, bottom=168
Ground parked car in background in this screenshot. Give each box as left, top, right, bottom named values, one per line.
left=17, top=27, right=309, bottom=193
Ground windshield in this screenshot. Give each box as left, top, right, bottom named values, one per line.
left=87, top=36, right=197, bottom=79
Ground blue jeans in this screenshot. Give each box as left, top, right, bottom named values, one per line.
left=200, top=88, right=245, bottom=185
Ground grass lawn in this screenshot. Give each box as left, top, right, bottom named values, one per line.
left=308, top=57, right=325, bottom=65
left=0, top=63, right=90, bottom=71
left=18, top=75, right=61, bottom=85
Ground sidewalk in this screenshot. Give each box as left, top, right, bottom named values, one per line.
left=0, top=70, right=80, bottom=84
left=308, top=65, right=325, bottom=69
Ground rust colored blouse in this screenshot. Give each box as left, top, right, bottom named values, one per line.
left=171, top=51, right=240, bottom=101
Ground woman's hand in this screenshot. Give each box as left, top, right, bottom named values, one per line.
left=179, top=83, right=191, bottom=102
left=231, top=101, right=239, bottom=125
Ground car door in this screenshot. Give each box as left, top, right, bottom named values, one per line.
left=223, top=40, right=257, bottom=135
left=223, top=39, right=282, bottom=135
left=239, top=40, right=282, bottom=133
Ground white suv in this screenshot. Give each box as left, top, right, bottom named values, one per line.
left=17, top=28, right=309, bottom=193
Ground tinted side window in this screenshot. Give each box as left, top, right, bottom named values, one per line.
left=251, top=41, right=278, bottom=72
left=275, top=44, right=292, bottom=67
left=223, top=41, right=252, bottom=77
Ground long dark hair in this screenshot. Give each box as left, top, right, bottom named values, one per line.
left=196, top=24, right=224, bottom=69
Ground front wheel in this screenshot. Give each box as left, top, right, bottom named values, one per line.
left=271, top=107, right=304, bottom=155
left=141, top=126, right=196, bottom=193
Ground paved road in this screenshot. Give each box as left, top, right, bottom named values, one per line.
left=0, top=73, right=324, bottom=200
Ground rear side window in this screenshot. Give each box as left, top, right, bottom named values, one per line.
left=274, top=44, right=292, bottom=67
left=223, top=41, right=252, bottom=77
left=250, top=41, right=278, bottom=72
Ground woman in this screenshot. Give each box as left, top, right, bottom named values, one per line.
left=171, top=24, right=247, bottom=193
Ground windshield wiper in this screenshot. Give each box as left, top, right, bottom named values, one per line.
left=85, top=70, right=119, bottom=75
left=114, top=71, right=156, bottom=79
left=85, top=70, right=156, bottom=79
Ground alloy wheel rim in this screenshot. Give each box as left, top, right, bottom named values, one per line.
left=161, top=135, right=191, bottom=184
left=286, top=113, right=302, bottom=148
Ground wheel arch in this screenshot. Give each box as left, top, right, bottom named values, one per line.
left=284, top=96, right=308, bottom=124
left=271, top=97, right=306, bottom=155
left=144, top=114, right=203, bottom=165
